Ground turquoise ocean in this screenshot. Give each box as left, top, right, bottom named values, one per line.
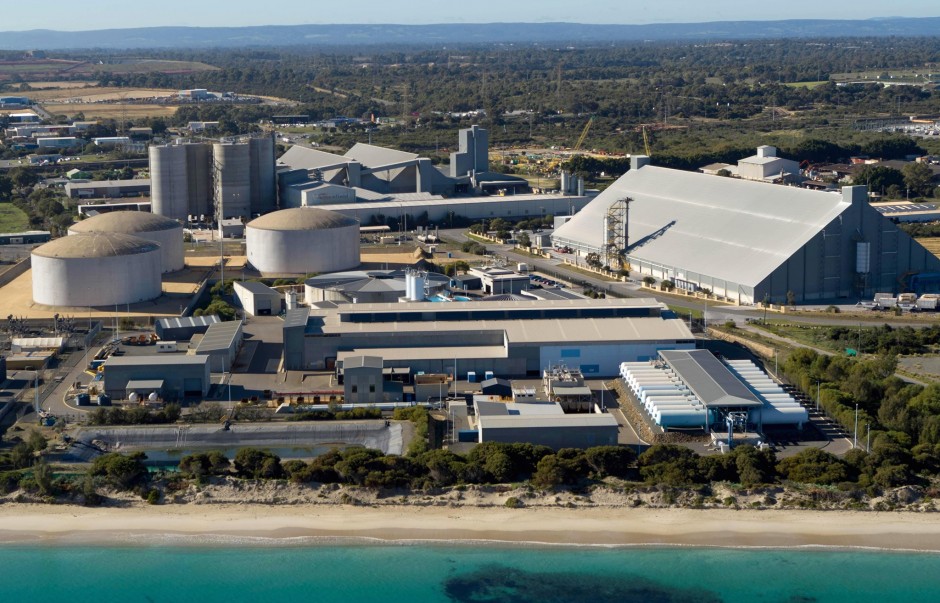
left=2, top=540, right=939, bottom=602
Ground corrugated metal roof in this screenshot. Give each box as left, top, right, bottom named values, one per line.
left=344, top=142, right=418, bottom=167
left=156, top=315, right=220, bottom=330
left=234, top=281, right=279, bottom=296
left=105, top=355, right=209, bottom=367
left=277, top=146, right=346, bottom=170
left=659, top=350, right=762, bottom=408
left=194, top=321, right=242, bottom=354
left=552, top=165, right=851, bottom=287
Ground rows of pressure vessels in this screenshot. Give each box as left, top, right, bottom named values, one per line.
left=619, top=362, right=708, bottom=428
left=723, top=360, right=809, bottom=428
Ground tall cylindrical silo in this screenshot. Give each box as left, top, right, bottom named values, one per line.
left=31, top=233, right=162, bottom=307
left=185, top=142, right=212, bottom=219
left=249, top=133, right=277, bottom=216
left=68, top=212, right=184, bottom=273
left=213, top=142, right=251, bottom=220
left=246, top=207, right=360, bottom=275
left=149, top=144, right=188, bottom=221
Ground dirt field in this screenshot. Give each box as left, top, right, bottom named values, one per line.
left=33, top=87, right=175, bottom=102
left=916, top=238, right=940, bottom=261
left=41, top=103, right=178, bottom=120
left=22, top=81, right=98, bottom=90
left=0, top=269, right=204, bottom=319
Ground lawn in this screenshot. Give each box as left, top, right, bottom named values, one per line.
left=0, top=204, right=30, bottom=233
left=784, top=81, right=829, bottom=89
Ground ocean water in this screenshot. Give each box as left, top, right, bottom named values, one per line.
left=1, top=540, right=938, bottom=602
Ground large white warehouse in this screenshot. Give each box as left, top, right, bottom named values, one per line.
left=68, top=211, right=184, bottom=273
left=246, top=207, right=360, bottom=275
left=31, top=233, right=162, bottom=307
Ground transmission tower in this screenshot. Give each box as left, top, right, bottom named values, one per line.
left=604, top=197, right=632, bottom=270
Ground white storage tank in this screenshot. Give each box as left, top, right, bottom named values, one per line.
left=246, top=207, right=360, bottom=275
left=32, top=233, right=162, bottom=307
left=68, top=211, right=184, bottom=273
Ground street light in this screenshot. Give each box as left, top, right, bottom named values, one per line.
left=816, top=379, right=820, bottom=413
left=854, top=403, right=859, bottom=449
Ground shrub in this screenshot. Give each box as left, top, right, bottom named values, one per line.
left=504, top=496, right=524, bottom=508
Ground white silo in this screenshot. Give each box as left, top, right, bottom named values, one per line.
left=31, top=233, right=162, bottom=307
left=214, top=141, right=251, bottom=219
left=246, top=207, right=360, bottom=275
left=149, top=144, right=189, bottom=221
left=68, top=212, right=184, bottom=273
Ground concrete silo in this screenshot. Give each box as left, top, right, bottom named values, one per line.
left=31, top=233, right=162, bottom=307
left=246, top=207, right=360, bottom=275
left=149, top=144, right=189, bottom=221
left=68, top=212, right=184, bottom=273
left=249, top=133, right=277, bottom=215
left=213, top=141, right=251, bottom=220
left=185, top=142, right=212, bottom=218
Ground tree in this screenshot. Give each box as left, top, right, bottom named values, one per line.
left=516, top=232, right=531, bottom=248
left=8, top=167, right=38, bottom=188
left=90, top=452, right=148, bottom=490
left=33, top=459, right=54, bottom=496
left=902, top=162, right=934, bottom=198
left=585, top=252, right=602, bottom=269
left=233, top=448, right=283, bottom=479
left=777, top=448, right=849, bottom=485
left=584, top=445, right=636, bottom=478
left=27, top=430, right=47, bottom=453
left=854, top=165, right=904, bottom=195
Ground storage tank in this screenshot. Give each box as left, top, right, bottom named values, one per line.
left=750, top=406, right=808, bottom=427
left=246, top=207, right=360, bottom=275
left=249, top=133, right=277, bottom=215
left=149, top=144, right=189, bottom=221
left=32, top=233, right=162, bottom=307
left=655, top=408, right=708, bottom=428
left=69, top=212, right=184, bottom=273
left=214, top=142, right=251, bottom=219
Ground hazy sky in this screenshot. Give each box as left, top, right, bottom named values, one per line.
left=2, top=0, right=936, bottom=31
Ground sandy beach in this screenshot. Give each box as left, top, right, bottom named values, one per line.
left=1, top=504, right=939, bottom=551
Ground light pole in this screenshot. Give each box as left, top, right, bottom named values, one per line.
left=866, top=423, right=871, bottom=452
left=816, top=379, right=820, bottom=413
left=854, top=403, right=859, bottom=449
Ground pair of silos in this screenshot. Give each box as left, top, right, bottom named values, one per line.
left=31, top=212, right=184, bottom=307
left=149, top=134, right=276, bottom=222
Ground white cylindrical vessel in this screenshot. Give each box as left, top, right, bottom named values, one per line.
left=69, top=212, right=184, bottom=273
left=246, top=207, right=360, bottom=275
left=32, top=233, right=162, bottom=307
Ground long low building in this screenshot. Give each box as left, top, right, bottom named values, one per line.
left=474, top=399, right=618, bottom=449
left=283, top=298, right=695, bottom=377
left=552, top=156, right=940, bottom=304
left=65, top=179, right=151, bottom=199
left=102, top=355, right=211, bottom=401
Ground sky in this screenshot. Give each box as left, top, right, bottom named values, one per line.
left=1, top=0, right=936, bottom=31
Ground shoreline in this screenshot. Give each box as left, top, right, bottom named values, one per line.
left=1, top=504, right=939, bottom=552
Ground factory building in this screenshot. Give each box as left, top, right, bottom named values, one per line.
left=64, top=179, right=151, bottom=200
left=304, top=270, right=450, bottom=304
left=68, top=212, right=184, bottom=273
left=246, top=207, right=360, bottom=275
left=102, top=355, right=211, bottom=401
left=277, top=126, right=530, bottom=204
left=149, top=133, right=276, bottom=223
left=193, top=320, right=243, bottom=372
left=473, top=399, right=618, bottom=449
left=233, top=281, right=282, bottom=316
left=0, top=231, right=50, bottom=245
left=154, top=315, right=220, bottom=341
left=283, top=298, right=695, bottom=376
left=31, top=233, right=162, bottom=307
left=552, top=156, right=940, bottom=304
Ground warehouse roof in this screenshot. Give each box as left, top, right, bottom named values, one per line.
left=105, top=355, right=209, bottom=367
left=32, top=232, right=159, bottom=258
left=156, top=315, right=220, bottom=330
left=65, top=179, right=151, bottom=189
left=552, top=162, right=854, bottom=287
left=195, top=321, right=242, bottom=354
left=658, top=350, right=762, bottom=408
left=277, top=146, right=347, bottom=170
left=234, top=281, right=280, bottom=296
left=344, top=142, right=418, bottom=167
left=70, top=211, right=181, bottom=233
left=247, top=207, right=358, bottom=231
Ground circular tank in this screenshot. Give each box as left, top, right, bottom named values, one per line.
left=249, top=134, right=277, bottom=215
left=32, top=233, right=162, bottom=307
left=68, top=212, right=184, bottom=273
left=246, top=207, right=360, bottom=275
left=214, top=142, right=251, bottom=219
left=149, top=144, right=189, bottom=221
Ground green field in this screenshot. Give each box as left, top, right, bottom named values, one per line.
left=784, top=81, right=829, bottom=89
left=0, top=204, right=30, bottom=233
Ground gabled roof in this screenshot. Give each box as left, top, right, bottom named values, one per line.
left=277, top=145, right=346, bottom=170
left=552, top=164, right=852, bottom=287
left=659, top=349, right=762, bottom=408
left=344, top=143, right=417, bottom=167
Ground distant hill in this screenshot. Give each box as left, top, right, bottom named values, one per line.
left=2, top=18, right=940, bottom=50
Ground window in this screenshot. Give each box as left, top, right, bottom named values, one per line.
left=351, top=385, right=358, bottom=393
left=369, top=385, right=376, bottom=393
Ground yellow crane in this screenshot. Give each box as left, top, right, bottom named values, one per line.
left=573, top=117, right=593, bottom=152
left=641, top=125, right=652, bottom=156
